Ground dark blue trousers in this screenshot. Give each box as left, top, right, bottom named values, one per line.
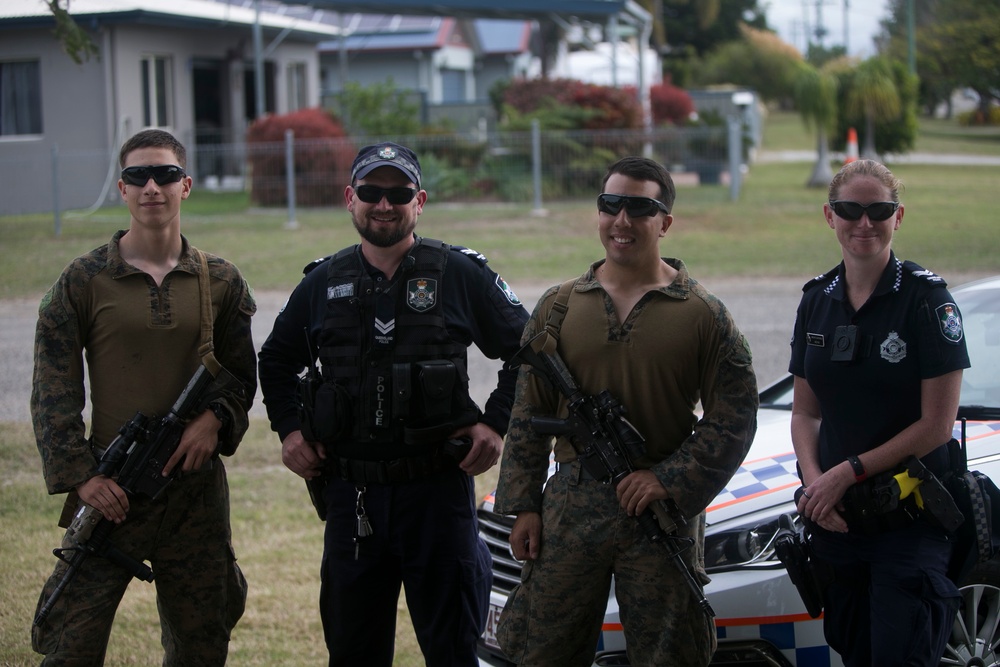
left=319, top=469, right=491, bottom=667
left=812, top=519, right=960, bottom=667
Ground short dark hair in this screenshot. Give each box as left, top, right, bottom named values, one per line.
left=602, top=156, right=676, bottom=213
left=118, top=129, right=187, bottom=169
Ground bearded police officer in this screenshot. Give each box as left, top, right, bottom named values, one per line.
left=258, top=142, right=529, bottom=667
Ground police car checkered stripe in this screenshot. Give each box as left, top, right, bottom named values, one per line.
left=717, top=615, right=833, bottom=666
left=709, top=451, right=800, bottom=511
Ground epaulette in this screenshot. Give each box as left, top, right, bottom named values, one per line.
left=452, top=245, right=488, bottom=266
left=902, top=260, right=947, bottom=287
left=802, top=266, right=839, bottom=292
left=302, top=255, right=334, bottom=276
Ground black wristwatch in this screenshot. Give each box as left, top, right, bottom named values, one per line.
left=847, top=455, right=867, bottom=483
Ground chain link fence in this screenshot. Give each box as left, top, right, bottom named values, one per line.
left=2, top=123, right=744, bottom=222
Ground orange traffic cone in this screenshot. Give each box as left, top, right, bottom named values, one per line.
left=845, top=127, right=859, bottom=164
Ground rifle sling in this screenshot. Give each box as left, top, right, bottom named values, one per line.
left=536, top=277, right=577, bottom=355
left=195, top=249, right=222, bottom=378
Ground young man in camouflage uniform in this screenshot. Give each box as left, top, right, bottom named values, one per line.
left=495, top=156, right=759, bottom=666
left=30, top=129, right=257, bottom=665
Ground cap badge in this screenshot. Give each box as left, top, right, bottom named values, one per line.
left=378, top=146, right=397, bottom=160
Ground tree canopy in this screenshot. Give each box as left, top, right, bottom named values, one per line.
left=880, top=0, right=1000, bottom=119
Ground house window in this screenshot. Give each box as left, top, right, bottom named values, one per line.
left=0, top=60, right=43, bottom=136
left=440, top=69, right=465, bottom=103
left=141, top=55, right=173, bottom=127
left=287, top=62, right=307, bottom=111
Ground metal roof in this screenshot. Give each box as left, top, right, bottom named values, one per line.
left=300, top=0, right=631, bottom=22
left=317, top=15, right=531, bottom=55
left=0, top=0, right=339, bottom=39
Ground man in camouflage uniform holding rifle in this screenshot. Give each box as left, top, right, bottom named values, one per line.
left=495, top=156, right=759, bottom=666
left=30, top=129, right=256, bottom=665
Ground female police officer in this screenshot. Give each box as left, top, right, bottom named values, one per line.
left=789, top=159, right=970, bottom=666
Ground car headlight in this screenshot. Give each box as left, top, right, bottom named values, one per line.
left=704, top=512, right=802, bottom=572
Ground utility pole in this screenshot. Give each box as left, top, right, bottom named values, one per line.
left=253, top=0, right=265, bottom=120
left=843, top=0, right=849, bottom=54
left=814, top=0, right=829, bottom=49
left=907, top=0, right=916, bottom=75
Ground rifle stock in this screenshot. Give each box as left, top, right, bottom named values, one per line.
left=515, top=332, right=715, bottom=618
left=34, top=365, right=214, bottom=627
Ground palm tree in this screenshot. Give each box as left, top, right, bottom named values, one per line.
left=846, top=58, right=901, bottom=159
left=793, top=61, right=839, bottom=188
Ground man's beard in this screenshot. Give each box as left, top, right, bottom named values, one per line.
left=353, top=214, right=415, bottom=248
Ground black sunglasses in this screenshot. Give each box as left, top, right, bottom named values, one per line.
left=597, top=193, right=669, bottom=219
left=354, top=184, right=418, bottom=205
left=120, top=164, right=186, bottom=186
left=829, top=200, right=899, bottom=221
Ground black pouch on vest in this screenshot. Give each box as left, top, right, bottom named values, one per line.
left=303, top=381, right=353, bottom=446
left=416, top=360, right=456, bottom=422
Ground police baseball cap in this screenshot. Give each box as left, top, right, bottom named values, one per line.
left=351, top=142, right=421, bottom=188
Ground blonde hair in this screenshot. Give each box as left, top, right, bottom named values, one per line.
left=828, top=159, right=903, bottom=202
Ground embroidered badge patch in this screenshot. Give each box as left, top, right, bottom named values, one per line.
left=880, top=331, right=907, bottom=363
left=328, top=282, right=355, bottom=300
left=496, top=275, right=521, bottom=305
left=407, top=278, right=436, bottom=311
left=378, top=145, right=397, bottom=160
left=936, top=303, right=964, bottom=343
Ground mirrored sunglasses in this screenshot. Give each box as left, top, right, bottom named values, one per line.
left=597, top=193, right=669, bottom=219
left=355, top=185, right=417, bottom=205
left=829, top=200, right=899, bottom=221
left=120, top=164, right=186, bottom=186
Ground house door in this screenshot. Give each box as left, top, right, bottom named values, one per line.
left=192, top=59, right=229, bottom=183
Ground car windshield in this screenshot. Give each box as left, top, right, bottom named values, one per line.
left=758, top=277, right=1000, bottom=418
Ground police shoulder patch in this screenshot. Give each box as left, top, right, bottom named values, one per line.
left=495, top=275, right=521, bottom=305
left=935, top=302, right=964, bottom=343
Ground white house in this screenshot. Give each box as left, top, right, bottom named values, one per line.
left=0, top=0, right=338, bottom=215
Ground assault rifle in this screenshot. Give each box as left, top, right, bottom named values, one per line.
left=34, top=365, right=215, bottom=627
left=514, top=331, right=716, bottom=619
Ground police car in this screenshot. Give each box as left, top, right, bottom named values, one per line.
left=477, top=275, right=1000, bottom=667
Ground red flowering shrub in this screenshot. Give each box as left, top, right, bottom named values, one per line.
left=246, top=108, right=355, bottom=207
left=650, top=81, right=695, bottom=126
left=502, top=78, right=642, bottom=130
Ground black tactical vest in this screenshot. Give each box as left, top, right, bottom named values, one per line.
left=316, top=238, right=478, bottom=459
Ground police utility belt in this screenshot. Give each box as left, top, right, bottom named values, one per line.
left=839, top=454, right=963, bottom=536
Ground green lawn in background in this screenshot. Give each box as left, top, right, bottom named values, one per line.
left=3, top=160, right=996, bottom=302
left=2, top=112, right=999, bottom=665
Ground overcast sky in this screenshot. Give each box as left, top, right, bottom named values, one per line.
left=764, top=0, right=891, bottom=57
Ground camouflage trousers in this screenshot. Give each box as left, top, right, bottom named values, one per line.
left=497, top=460, right=717, bottom=667
left=32, top=462, right=247, bottom=666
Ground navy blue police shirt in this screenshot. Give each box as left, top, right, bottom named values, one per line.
left=789, top=252, right=970, bottom=475
left=258, top=236, right=530, bottom=444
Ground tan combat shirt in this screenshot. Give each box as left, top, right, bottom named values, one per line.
left=496, top=258, right=759, bottom=521
left=31, top=230, right=257, bottom=494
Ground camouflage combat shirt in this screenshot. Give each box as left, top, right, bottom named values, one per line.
left=31, top=230, right=258, bottom=495
left=496, top=258, right=760, bottom=520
